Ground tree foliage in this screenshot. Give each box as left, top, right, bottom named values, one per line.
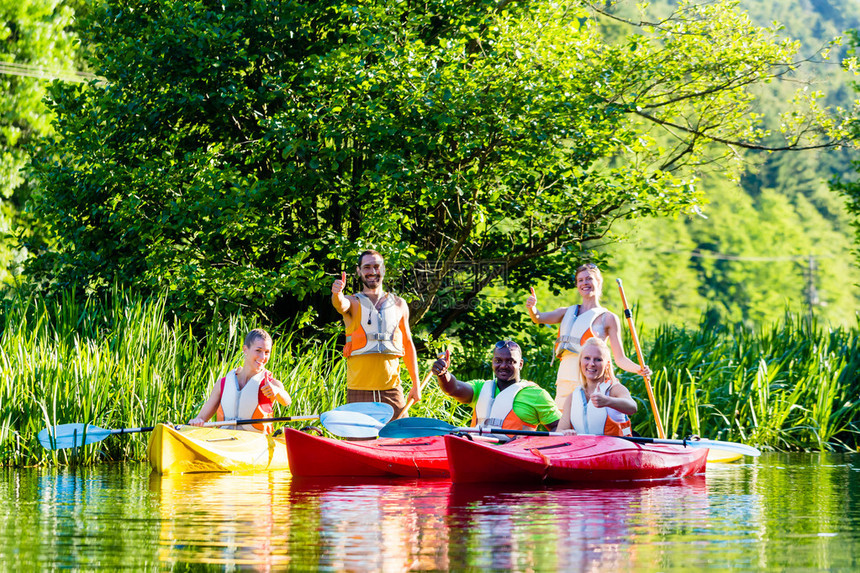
left=547, top=0, right=860, bottom=331
left=27, top=0, right=857, bottom=335
left=833, top=30, right=860, bottom=279
left=0, top=0, right=79, bottom=283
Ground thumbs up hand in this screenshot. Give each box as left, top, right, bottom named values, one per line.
left=332, top=271, right=347, bottom=295
left=526, top=286, right=537, bottom=310
left=431, top=350, right=450, bottom=377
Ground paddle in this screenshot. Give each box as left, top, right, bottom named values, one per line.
left=378, top=417, right=762, bottom=456
left=403, top=370, right=434, bottom=414
left=380, top=417, right=561, bottom=438
left=320, top=375, right=435, bottom=439
left=39, top=402, right=395, bottom=450
left=403, top=350, right=448, bottom=415
left=617, top=278, right=666, bottom=439
left=318, top=410, right=387, bottom=439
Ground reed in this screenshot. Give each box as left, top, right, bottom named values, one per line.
left=1, top=288, right=456, bottom=466
left=3, top=288, right=857, bottom=467
left=618, top=314, right=860, bottom=451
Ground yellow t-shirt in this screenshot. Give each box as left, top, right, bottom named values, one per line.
left=346, top=353, right=402, bottom=390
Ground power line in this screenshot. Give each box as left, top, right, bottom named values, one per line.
left=0, top=61, right=102, bottom=84
left=657, top=248, right=838, bottom=262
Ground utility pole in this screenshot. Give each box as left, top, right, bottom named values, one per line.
left=803, top=254, right=819, bottom=322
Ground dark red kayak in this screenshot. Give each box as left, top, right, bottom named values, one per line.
left=283, top=428, right=449, bottom=478
left=445, top=434, right=709, bottom=484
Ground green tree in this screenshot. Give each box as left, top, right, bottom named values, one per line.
left=27, top=0, right=856, bottom=333
left=833, top=30, right=860, bottom=282
left=1, top=0, right=82, bottom=284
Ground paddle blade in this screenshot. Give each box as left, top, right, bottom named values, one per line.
left=38, top=424, right=113, bottom=450
left=378, top=417, right=457, bottom=439
left=695, top=438, right=761, bottom=457
left=706, top=448, right=744, bottom=463
left=320, top=410, right=384, bottom=438
left=333, top=402, right=394, bottom=425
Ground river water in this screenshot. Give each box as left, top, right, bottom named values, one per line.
left=1, top=453, right=858, bottom=571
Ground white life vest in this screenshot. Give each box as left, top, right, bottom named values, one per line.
left=344, top=293, right=405, bottom=357
left=471, top=379, right=541, bottom=434
left=219, top=369, right=268, bottom=431
left=569, top=380, right=632, bottom=436
left=554, top=305, right=607, bottom=358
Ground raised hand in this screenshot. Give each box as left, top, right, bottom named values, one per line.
left=526, top=286, right=537, bottom=309
left=431, top=349, right=450, bottom=377
left=332, top=271, right=347, bottom=295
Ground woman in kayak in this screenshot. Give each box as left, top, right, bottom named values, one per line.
left=525, top=262, right=651, bottom=407
left=557, top=337, right=637, bottom=436
left=188, top=328, right=291, bottom=433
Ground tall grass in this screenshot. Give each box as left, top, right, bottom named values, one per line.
left=2, top=289, right=857, bottom=466
left=0, top=288, right=455, bottom=466
left=618, top=314, right=860, bottom=451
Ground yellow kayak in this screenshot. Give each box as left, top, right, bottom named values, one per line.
left=147, top=423, right=290, bottom=474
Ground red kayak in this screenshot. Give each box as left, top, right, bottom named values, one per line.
left=283, top=428, right=449, bottom=478
left=445, top=434, right=709, bottom=484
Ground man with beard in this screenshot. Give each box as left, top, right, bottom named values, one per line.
left=332, top=250, right=420, bottom=419
left=430, top=340, right=560, bottom=431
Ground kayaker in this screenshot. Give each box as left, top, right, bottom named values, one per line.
left=557, top=337, right=637, bottom=436
left=525, top=262, right=651, bottom=408
left=188, top=328, right=291, bottom=433
left=331, top=249, right=420, bottom=419
left=430, top=340, right=560, bottom=432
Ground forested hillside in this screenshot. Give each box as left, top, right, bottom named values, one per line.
left=595, top=0, right=860, bottom=330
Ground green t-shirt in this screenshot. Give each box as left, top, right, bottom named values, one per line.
left=465, top=379, right=561, bottom=429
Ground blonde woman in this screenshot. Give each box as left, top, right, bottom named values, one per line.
left=557, top=338, right=637, bottom=436
left=526, top=263, right=650, bottom=407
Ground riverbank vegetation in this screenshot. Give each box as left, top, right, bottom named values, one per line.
left=2, top=1, right=860, bottom=466
left=3, top=291, right=856, bottom=467
left=20, top=0, right=860, bottom=335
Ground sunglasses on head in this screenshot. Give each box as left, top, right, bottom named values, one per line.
left=494, top=340, right=520, bottom=350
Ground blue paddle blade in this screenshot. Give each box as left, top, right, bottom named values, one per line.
left=320, top=410, right=384, bottom=438
left=333, top=402, right=394, bottom=425
left=38, top=424, right=113, bottom=450
left=378, top=417, right=457, bottom=439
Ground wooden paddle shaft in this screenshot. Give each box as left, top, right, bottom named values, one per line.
left=616, top=279, right=666, bottom=439
left=405, top=351, right=448, bottom=414
left=404, top=370, right=434, bottom=413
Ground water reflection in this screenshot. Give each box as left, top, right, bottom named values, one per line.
left=282, top=474, right=711, bottom=571
left=444, top=476, right=710, bottom=571
left=151, top=471, right=292, bottom=571
left=287, top=478, right=452, bottom=571
left=0, top=454, right=857, bottom=571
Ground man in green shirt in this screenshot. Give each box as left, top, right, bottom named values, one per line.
left=430, top=340, right=560, bottom=431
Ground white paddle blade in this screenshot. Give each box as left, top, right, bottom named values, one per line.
left=694, top=438, right=761, bottom=457
left=320, top=410, right=384, bottom=438
left=334, top=402, right=394, bottom=425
